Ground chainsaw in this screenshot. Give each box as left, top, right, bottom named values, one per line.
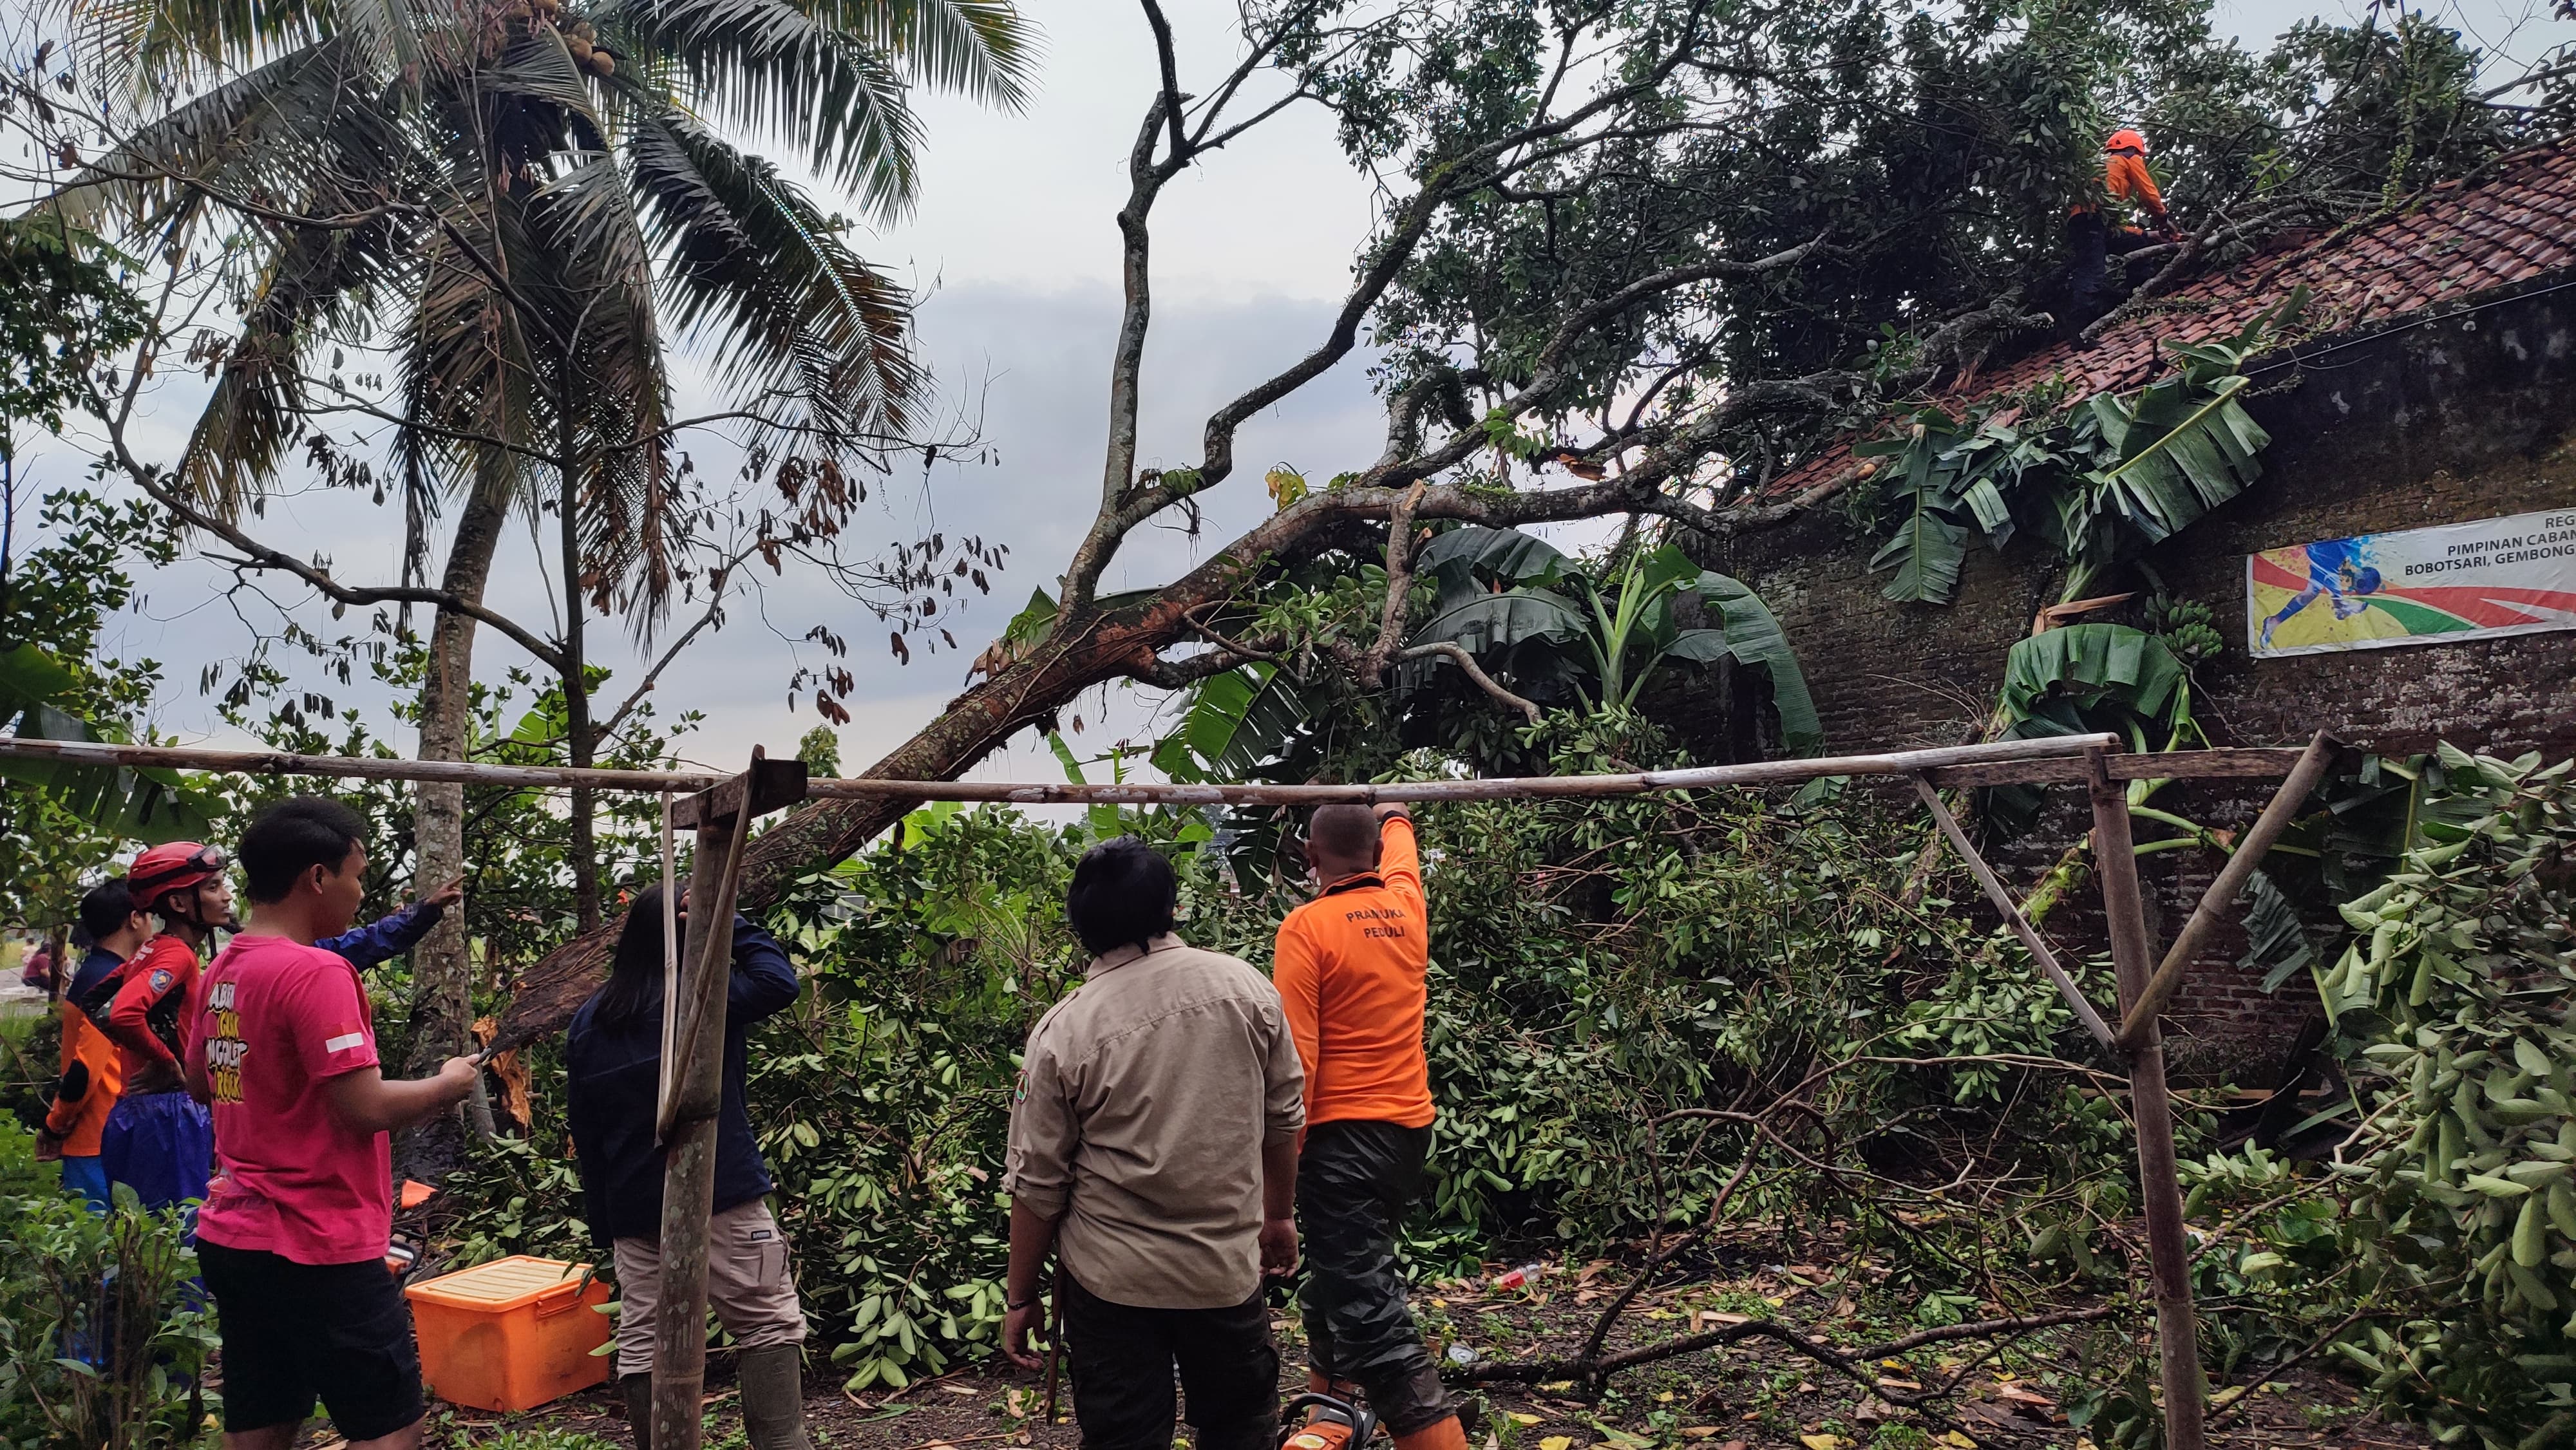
left=1280, top=1390, right=1379, bottom=1450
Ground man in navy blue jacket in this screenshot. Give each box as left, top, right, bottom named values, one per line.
left=565, top=888, right=806, bottom=1450
left=323, top=881, right=460, bottom=972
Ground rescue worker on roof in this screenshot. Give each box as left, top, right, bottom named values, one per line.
left=2068, top=127, right=2181, bottom=324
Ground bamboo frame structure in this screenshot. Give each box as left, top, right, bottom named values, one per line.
left=0, top=726, right=2342, bottom=1450
left=655, top=792, right=681, bottom=1129
left=2114, top=730, right=2341, bottom=1051
left=2, top=730, right=2256, bottom=802
left=2088, top=748, right=2208, bottom=1450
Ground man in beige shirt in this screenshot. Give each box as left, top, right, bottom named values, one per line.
left=1002, top=837, right=1305, bottom=1450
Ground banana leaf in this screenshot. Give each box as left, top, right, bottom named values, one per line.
left=1416, top=525, right=1571, bottom=588
left=1870, top=509, right=1971, bottom=605
left=1151, top=663, right=1316, bottom=784
left=1686, top=571, right=1824, bottom=753
left=1984, top=624, right=2188, bottom=838
left=1998, top=623, right=2184, bottom=723
left=2240, top=867, right=2320, bottom=992
left=0, top=704, right=215, bottom=844
left=1412, top=588, right=1587, bottom=655
left=2084, top=373, right=2269, bottom=543
left=0, top=643, right=79, bottom=719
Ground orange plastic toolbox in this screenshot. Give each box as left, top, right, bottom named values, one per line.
left=406, top=1256, right=613, bottom=1412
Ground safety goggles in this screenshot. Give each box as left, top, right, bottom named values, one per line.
left=137, top=844, right=229, bottom=889
left=175, top=844, right=229, bottom=874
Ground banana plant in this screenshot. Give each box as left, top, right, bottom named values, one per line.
left=0, top=643, right=213, bottom=843
left=1153, top=528, right=1824, bottom=781
left=1405, top=528, right=1823, bottom=749
left=1865, top=290, right=2303, bottom=606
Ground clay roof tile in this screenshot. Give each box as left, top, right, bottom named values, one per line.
left=1756, top=140, right=2576, bottom=500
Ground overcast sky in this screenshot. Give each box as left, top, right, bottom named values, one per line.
left=45, top=0, right=2576, bottom=784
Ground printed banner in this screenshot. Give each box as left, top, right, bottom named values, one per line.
left=2247, top=509, right=2576, bottom=658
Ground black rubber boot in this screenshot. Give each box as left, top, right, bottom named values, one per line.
left=737, top=1344, right=814, bottom=1450
left=621, top=1371, right=654, bottom=1450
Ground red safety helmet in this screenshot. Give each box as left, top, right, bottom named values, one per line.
left=2105, top=128, right=2148, bottom=155
left=127, top=842, right=228, bottom=912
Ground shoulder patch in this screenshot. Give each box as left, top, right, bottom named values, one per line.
left=1014, top=1068, right=1029, bottom=1104
left=148, top=968, right=174, bottom=992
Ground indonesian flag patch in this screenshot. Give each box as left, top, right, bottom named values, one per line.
left=321, top=1021, right=370, bottom=1057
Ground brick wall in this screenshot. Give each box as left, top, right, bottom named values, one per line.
left=1698, top=280, right=2576, bottom=1078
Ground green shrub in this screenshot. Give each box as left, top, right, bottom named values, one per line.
left=0, top=1121, right=214, bottom=1450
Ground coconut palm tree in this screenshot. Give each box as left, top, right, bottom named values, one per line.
left=54, top=0, right=1030, bottom=1172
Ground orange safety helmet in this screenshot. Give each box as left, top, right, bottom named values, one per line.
left=2105, top=128, right=2148, bottom=155
left=127, top=841, right=228, bottom=912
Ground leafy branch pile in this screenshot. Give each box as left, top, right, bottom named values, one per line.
left=2078, top=748, right=2576, bottom=1450
left=2313, top=748, right=2576, bottom=1448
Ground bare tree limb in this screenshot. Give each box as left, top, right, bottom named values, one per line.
left=108, top=435, right=571, bottom=672
left=1137, top=0, right=1191, bottom=167
left=595, top=554, right=753, bottom=739
left=1359, top=481, right=1428, bottom=688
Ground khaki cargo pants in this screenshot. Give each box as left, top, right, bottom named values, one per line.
left=611, top=1199, right=809, bottom=1377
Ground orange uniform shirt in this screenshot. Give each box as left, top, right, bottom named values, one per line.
left=2107, top=151, right=2166, bottom=213
left=1272, top=816, right=1436, bottom=1130
left=46, top=997, right=124, bottom=1156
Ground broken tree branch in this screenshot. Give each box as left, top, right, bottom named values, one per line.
left=1395, top=642, right=1541, bottom=724
left=1359, top=481, right=1429, bottom=689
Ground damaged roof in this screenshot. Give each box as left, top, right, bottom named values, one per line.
left=1761, top=142, right=2576, bottom=498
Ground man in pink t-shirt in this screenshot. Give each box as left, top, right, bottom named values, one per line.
left=184, top=798, right=478, bottom=1450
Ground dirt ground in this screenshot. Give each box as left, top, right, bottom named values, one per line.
left=398, top=1254, right=2429, bottom=1450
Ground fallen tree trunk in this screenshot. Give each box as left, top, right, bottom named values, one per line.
left=492, top=462, right=1836, bottom=1049
left=490, top=603, right=1126, bottom=1048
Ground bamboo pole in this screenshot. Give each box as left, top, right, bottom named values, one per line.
left=650, top=752, right=761, bottom=1450
left=1918, top=746, right=2309, bottom=790
left=656, top=792, right=680, bottom=1130
left=2087, top=748, right=2206, bottom=1450
left=1908, top=775, right=2120, bottom=1055
left=2112, top=731, right=2341, bottom=1051
left=0, top=731, right=2194, bottom=802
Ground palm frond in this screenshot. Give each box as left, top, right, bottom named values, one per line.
left=178, top=213, right=410, bottom=514
left=391, top=151, right=547, bottom=537
left=52, top=37, right=392, bottom=236
left=596, top=0, right=925, bottom=214
left=808, top=0, right=1036, bottom=110
left=154, top=54, right=427, bottom=516
left=537, top=149, right=681, bottom=629
left=625, top=106, right=920, bottom=440
left=70, top=0, right=337, bottom=107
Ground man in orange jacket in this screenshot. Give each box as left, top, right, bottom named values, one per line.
left=2069, top=127, right=2180, bottom=323
left=1272, top=803, right=1465, bottom=1450
left=39, top=879, right=151, bottom=1210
